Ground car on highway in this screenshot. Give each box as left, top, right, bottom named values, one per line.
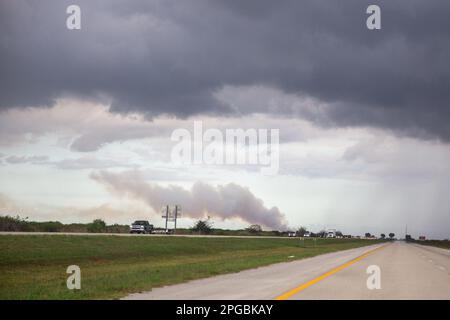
left=326, top=231, right=336, bottom=238
left=130, top=220, right=154, bottom=234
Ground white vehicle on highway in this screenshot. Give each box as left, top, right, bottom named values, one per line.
left=326, top=231, right=336, bottom=238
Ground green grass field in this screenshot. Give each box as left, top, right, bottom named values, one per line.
left=0, top=235, right=381, bottom=300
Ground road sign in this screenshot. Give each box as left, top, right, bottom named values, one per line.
left=161, top=205, right=181, bottom=232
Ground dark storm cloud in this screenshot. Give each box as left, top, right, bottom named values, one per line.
left=1, top=1, right=450, bottom=139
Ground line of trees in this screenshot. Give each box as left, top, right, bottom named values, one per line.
left=379, top=233, right=396, bottom=239
left=2, top=214, right=400, bottom=240
left=0, top=215, right=128, bottom=233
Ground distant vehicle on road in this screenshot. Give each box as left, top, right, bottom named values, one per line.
left=153, top=228, right=174, bottom=234
left=304, top=231, right=311, bottom=237
left=287, top=231, right=297, bottom=237
left=130, top=220, right=154, bottom=234
left=326, top=230, right=336, bottom=238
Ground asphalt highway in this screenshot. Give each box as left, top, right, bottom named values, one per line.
left=124, top=242, right=450, bottom=300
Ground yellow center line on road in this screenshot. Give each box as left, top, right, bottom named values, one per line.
left=275, top=244, right=389, bottom=300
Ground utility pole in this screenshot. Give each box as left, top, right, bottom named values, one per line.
left=174, top=205, right=178, bottom=234
left=161, top=205, right=181, bottom=234
left=165, top=205, right=169, bottom=232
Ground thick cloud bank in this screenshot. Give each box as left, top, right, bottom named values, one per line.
left=91, top=170, right=288, bottom=230
left=1, top=1, right=450, bottom=140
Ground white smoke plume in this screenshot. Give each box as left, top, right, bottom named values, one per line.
left=90, top=170, right=288, bottom=230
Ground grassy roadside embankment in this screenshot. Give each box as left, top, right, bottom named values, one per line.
left=412, top=239, right=450, bottom=250
left=0, top=235, right=383, bottom=299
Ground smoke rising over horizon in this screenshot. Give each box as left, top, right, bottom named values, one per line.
left=91, top=170, right=288, bottom=230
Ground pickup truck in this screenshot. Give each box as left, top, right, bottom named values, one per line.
left=130, top=220, right=154, bottom=234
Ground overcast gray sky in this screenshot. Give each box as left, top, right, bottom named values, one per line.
left=1, top=1, right=449, bottom=238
